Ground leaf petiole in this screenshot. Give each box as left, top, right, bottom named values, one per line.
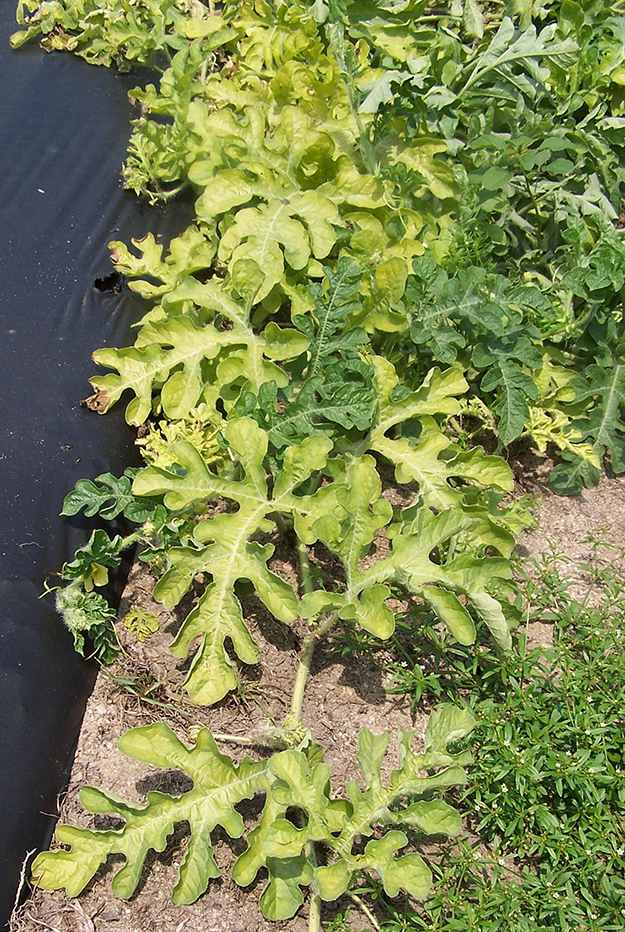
left=290, top=612, right=339, bottom=725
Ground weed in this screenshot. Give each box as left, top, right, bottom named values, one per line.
left=375, top=544, right=625, bottom=932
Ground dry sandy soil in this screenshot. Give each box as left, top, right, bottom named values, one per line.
left=9, top=471, right=625, bottom=932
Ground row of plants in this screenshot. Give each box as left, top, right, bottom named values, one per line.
left=15, top=0, right=625, bottom=492
left=10, top=1, right=625, bottom=929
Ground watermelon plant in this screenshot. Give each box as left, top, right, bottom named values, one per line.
left=11, top=0, right=625, bottom=927
left=31, top=708, right=476, bottom=924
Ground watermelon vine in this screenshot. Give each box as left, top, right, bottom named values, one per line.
left=11, top=0, right=625, bottom=927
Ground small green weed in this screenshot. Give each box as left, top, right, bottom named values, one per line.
left=374, top=542, right=625, bottom=932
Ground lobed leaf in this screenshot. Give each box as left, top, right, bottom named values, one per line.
left=302, top=457, right=513, bottom=650
left=89, top=281, right=309, bottom=424
left=31, top=723, right=269, bottom=904
left=258, top=710, right=475, bottom=905
left=132, top=418, right=337, bottom=703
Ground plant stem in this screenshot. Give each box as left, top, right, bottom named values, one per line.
left=290, top=612, right=339, bottom=722
left=308, top=889, right=322, bottom=932
left=348, top=890, right=381, bottom=931
left=291, top=530, right=342, bottom=722
left=291, top=536, right=324, bottom=722
left=120, top=530, right=142, bottom=551
left=210, top=732, right=257, bottom=745
left=291, top=612, right=338, bottom=722
left=520, top=166, right=543, bottom=239
left=291, top=630, right=317, bottom=722
left=306, top=841, right=322, bottom=932
left=297, top=537, right=315, bottom=596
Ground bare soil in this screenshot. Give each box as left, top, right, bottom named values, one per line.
left=516, top=472, right=625, bottom=648
left=10, top=473, right=625, bottom=932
